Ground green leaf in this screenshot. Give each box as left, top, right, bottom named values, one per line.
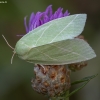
left=65, top=74, right=98, bottom=98
left=71, top=74, right=98, bottom=85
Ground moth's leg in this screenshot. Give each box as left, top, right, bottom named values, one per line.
left=36, top=64, right=46, bottom=73
left=40, top=64, right=46, bottom=73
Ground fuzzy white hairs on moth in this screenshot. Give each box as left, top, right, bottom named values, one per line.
left=2, top=35, right=15, bottom=64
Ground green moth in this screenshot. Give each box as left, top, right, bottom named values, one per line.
left=3, top=14, right=96, bottom=65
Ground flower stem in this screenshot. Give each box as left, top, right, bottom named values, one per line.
left=49, top=91, right=69, bottom=100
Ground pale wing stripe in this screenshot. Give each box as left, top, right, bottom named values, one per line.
left=34, top=47, right=57, bottom=61
left=35, top=24, right=52, bottom=46
left=50, top=14, right=78, bottom=43
left=50, top=43, right=88, bottom=60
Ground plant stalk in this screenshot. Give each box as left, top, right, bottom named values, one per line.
left=49, top=91, right=69, bottom=100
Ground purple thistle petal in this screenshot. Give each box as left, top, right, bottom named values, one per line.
left=44, top=15, right=49, bottom=23
left=33, top=22, right=37, bottom=29
left=53, top=12, right=58, bottom=19
left=56, top=8, right=64, bottom=18
left=34, top=13, right=42, bottom=27
left=24, top=16, right=29, bottom=33
left=45, top=5, right=53, bottom=17
left=39, top=19, right=43, bottom=25
left=29, top=12, right=41, bottom=31
left=29, top=13, right=35, bottom=29
left=24, top=5, right=70, bottom=33
left=64, top=10, right=70, bottom=16
left=56, top=8, right=63, bottom=16
left=58, top=12, right=63, bottom=18
left=50, top=15, right=54, bottom=20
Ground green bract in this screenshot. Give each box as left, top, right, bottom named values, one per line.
left=15, top=14, right=96, bottom=65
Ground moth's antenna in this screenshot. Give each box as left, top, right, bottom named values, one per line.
left=2, top=35, right=14, bottom=50
left=11, top=52, right=16, bottom=64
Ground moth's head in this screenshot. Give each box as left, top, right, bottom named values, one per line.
left=14, top=39, right=31, bottom=59
left=2, top=35, right=30, bottom=64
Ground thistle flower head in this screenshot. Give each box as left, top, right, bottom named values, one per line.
left=24, top=5, right=70, bottom=33
left=22, top=5, right=93, bottom=98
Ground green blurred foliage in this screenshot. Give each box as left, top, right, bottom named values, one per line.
left=0, top=0, right=100, bottom=100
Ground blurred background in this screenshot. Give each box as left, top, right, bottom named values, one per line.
left=0, top=0, right=100, bottom=100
